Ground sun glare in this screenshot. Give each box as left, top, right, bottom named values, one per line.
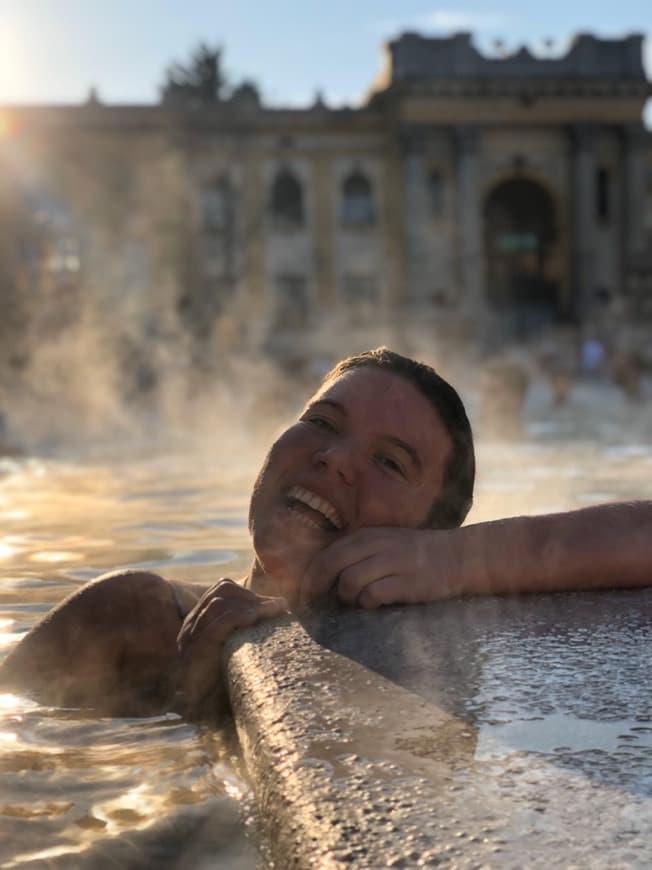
left=0, top=731, right=18, bottom=746
left=0, top=22, right=29, bottom=107
left=0, top=540, right=18, bottom=560
left=0, top=112, right=16, bottom=139
left=0, top=691, right=23, bottom=709
left=29, top=550, right=83, bottom=563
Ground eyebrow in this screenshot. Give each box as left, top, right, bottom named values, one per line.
left=307, top=399, right=422, bottom=471
left=308, top=398, right=344, bottom=413
left=381, top=435, right=422, bottom=471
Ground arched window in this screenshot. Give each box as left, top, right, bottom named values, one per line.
left=428, top=170, right=444, bottom=217
left=201, top=176, right=233, bottom=231
left=340, top=170, right=375, bottom=226
left=270, top=169, right=304, bottom=226
left=199, top=176, right=236, bottom=283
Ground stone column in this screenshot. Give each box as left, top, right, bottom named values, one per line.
left=382, top=144, right=407, bottom=314
left=621, top=123, right=648, bottom=287
left=240, top=144, right=266, bottom=321
left=312, top=152, right=336, bottom=312
left=453, top=125, right=483, bottom=319
left=569, top=123, right=597, bottom=319
left=400, top=126, right=429, bottom=305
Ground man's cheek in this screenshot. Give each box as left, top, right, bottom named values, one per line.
left=255, top=521, right=329, bottom=579
left=366, top=488, right=426, bottom=528
left=361, top=492, right=402, bottom=526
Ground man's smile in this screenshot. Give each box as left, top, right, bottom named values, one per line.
left=285, top=485, right=343, bottom=533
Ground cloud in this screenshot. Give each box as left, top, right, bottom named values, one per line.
left=421, top=10, right=510, bottom=33
left=373, top=9, right=511, bottom=39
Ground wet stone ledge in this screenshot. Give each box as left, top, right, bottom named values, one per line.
left=226, top=592, right=652, bottom=868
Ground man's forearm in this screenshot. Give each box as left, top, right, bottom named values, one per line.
left=456, top=502, right=652, bottom=597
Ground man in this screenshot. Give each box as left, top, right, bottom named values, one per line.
left=1, top=348, right=650, bottom=717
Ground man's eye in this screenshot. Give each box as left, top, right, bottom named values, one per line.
left=377, top=454, right=405, bottom=476
left=305, top=415, right=336, bottom=432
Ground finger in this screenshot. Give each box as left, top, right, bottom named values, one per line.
left=356, top=575, right=404, bottom=609
left=183, top=585, right=287, bottom=637
left=204, top=579, right=258, bottom=601
left=301, top=531, right=381, bottom=606
left=178, top=604, right=258, bottom=653
left=336, top=555, right=397, bottom=605
left=180, top=592, right=256, bottom=636
left=178, top=596, right=288, bottom=653
left=184, top=582, right=263, bottom=629
left=300, top=560, right=336, bottom=607
left=200, top=580, right=286, bottom=608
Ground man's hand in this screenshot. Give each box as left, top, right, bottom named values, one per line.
left=176, top=579, right=288, bottom=715
left=302, top=502, right=652, bottom=609
left=301, top=527, right=461, bottom=609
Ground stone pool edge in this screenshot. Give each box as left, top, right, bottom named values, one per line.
left=225, top=616, right=475, bottom=868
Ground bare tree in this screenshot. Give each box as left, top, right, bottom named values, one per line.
left=161, top=43, right=226, bottom=106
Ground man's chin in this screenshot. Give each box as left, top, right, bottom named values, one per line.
left=249, top=571, right=301, bottom=606
left=250, top=500, right=343, bottom=602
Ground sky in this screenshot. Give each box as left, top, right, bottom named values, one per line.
left=0, top=0, right=650, bottom=107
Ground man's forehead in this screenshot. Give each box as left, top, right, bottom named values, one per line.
left=309, top=368, right=448, bottom=438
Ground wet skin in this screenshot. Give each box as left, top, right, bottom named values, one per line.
left=247, top=367, right=453, bottom=604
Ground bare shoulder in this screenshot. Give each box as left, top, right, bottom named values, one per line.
left=69, top=568, right=179, bottom=612
left=0, top=569, right=182, bottom=697
left=16, top=569, right=180, bottom=636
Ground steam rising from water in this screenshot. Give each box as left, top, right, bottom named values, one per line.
left=1, top=294, right=481, bottom=465
left=2, top=310, right=294, bottom=463
left=2, top=231, right=652, bottom=507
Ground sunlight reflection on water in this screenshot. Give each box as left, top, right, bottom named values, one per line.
left=0, top=454, right=257, bottom=868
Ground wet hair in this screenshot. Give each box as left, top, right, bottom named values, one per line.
left=322, top=347, right=475, bottom=529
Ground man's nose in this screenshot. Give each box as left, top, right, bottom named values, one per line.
left=313, top=441, right=358, bottom=485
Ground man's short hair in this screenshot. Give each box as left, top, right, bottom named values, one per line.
left=322, top=347, right=475, bottom=529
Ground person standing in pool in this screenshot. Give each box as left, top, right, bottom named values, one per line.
left=1, top=348, right=650, bottom=716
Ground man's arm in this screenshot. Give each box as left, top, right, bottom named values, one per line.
left=0, top=571, right=289, bottom=718
left=302, top=501, right=652, bottom=608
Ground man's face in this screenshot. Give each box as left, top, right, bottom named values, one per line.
left=248, top=367, right=452, bottom=600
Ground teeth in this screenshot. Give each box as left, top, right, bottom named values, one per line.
left=287, top=486, right=343, bottom=530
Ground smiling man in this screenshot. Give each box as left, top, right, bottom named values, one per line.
left=0, top=348, right=650, bottom=717
left=245, top=351, right=473, bottom=604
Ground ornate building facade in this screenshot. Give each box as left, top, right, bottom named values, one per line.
left=1, top=32, right=651, bottom=368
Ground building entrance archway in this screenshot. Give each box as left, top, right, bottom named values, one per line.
left=484, top=178, right=561, bottom=339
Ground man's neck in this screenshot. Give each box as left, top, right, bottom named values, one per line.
left=246, top=558, right=299, bottom=606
